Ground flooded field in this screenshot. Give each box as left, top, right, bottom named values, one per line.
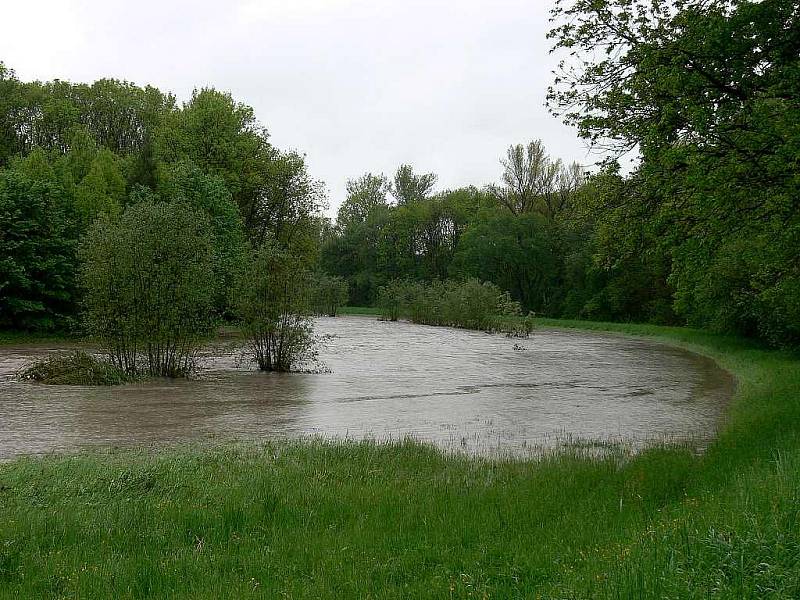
left=0, top=317, right=734, bottom=459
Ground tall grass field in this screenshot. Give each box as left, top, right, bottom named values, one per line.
left=0, top=319, right=798, bottom=598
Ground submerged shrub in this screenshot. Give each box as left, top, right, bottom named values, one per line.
left=379, top=278, right=521, bottom=331
left=311, top=272, right=349, bottom=317
left=377, top=279, right=420, bottom=322
left=79, top=201, right=216, bottom=378
left=18, top=351, right=131, bottom=385
left=234, top=243, right=316, bottom=372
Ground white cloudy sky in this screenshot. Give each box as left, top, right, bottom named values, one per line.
left=1, top=0, right=595, bottom=216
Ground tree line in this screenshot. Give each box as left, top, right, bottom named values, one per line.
left=321, top=0, right=800, bottom=348
left=2, top=0, right=797, bottom=351
left=0, top=65, right=336, bottom=373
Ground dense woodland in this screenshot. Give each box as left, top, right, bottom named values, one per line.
left=0, top=65, right=325, bottom=330
left=1, top=0, right=798, bottom=348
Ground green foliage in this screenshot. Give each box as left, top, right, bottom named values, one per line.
left=489, top=140, right=584, bottom=219
left=18, top=350, right=132, bottom=385
left=155, top=160, right=248, bottom=315
left=337, top=172, right=390, bottom=229
left=80, top=202, right=216, bottom=377
left=1, top=75, right=172, bottom=161
left=155, top=88, right=325, bottom=253
left=0, top=67, right=326, bottom=338
left=451, top=210, right=558, bottom=313
left=390, top=163, right=437, bottom=205
left=378, top=278, right=521, bottom=331
left=376, top=278, right=414, bottom=322
left=547, top=0, right=800, bottom=345
left=321, top=204, right=391, bottom=305
left=252, top=150, right=326, bottom=260
left=73, top=149, right=125, bottom=225
left=311, top=272, right=349, bottom=317
left=155, top=88, right=264, bottom=209
left=0, top=168, right=77, bottom=330
left=234, top=243, right=315, bottom=372
left=322, top=185, right=494, bottom=306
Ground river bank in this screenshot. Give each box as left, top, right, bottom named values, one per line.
left=0, top=319, right=798, bottom=597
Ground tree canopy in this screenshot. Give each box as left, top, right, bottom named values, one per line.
left=0, top=64, right=325, bottom=331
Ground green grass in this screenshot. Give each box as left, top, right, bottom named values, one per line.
left=0, top=329, right=72, bottom=346
left=337, top=305, right=383, bottom=316
left=1, top=319, right=799, bottom=598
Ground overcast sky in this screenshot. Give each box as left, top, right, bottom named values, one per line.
left=2, top=0, right=594, bottom=216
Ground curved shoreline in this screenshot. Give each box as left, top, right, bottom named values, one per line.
left=1, top=318, right=736, bottom=460
left=0, top=319, right=798, bottom=597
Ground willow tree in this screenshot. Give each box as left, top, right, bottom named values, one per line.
left=80, top=201, right=216, bottom=377
left=234, top=243, right=315, bottom=372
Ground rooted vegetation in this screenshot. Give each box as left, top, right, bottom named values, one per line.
left=1, top=321, right=798, bottom=598
left=0, top=63, right=325, bottom=376
left=319, top=0, right=800, bottom=349
left=234, top=243, right=316, bottom=372
left=1, top=0, right=799, bottom=596
left=378, top=278, right=522, bottom=332
left=311, top=272, right=349, bottom=317
left=17, top=350, right=131, bottom=386
left=2, top=0, right=797, bottom=351
left=0, top=64, right=324, bottom=356
left=80, top=201, right=216, bottom=377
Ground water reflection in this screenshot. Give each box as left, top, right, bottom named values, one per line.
left=0, top=317, right=734, bottom=458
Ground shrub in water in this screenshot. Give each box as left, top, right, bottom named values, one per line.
left=79, top=201, right=216, bottom=377
left=377, top=279, right=421, bottom=322
left=311, top=272, right=349, bottom=317
left=378, top=278, right=521, bottom=331
left=235, top=243, right=316, bottom=372
left=18, top=351, right=131, bottom=385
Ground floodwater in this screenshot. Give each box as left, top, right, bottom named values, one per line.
left=0, top=317, right=734, bottom=459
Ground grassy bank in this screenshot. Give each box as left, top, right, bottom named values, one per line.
left=0, top=320, right=799, bottom=598
left=338, top=305, right=383, bottom=316
left=0, top=330, right=73, bottom=346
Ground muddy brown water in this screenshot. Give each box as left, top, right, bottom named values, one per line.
left=0, top=317, right=734, bottom=459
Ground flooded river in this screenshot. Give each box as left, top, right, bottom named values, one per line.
left=0, top=317, right=734, bottom=459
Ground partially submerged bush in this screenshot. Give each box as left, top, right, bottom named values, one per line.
left=18, top=351, right=132, bottom=385
left=498, top=312, right=537, bottom=338
left=235, top=243, right=316, bottom=372
left=311, top=272, right=349, bottom=317
left=378, top=278, right=522, bottom=331
left=377, top=279, right=420, bottom=322
left=79, top=201, right=216, bottom=378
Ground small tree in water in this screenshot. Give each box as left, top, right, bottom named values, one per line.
left=80, top=201, right=216, bottom=377
left=377, top=279, right=420, bottom=322
left=311, top=272, right=349, bottom=317
left=235, top=243, right=315, bottom=372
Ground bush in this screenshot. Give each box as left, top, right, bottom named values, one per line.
left=18, top=351, right=132, bottom=385
left=377, top=279, right=420, bottom=322
left=234, top=243, right=316, bottom=372
left=378, top=278, right=521, bottom=331
left=311, top=273, right=349, bottom=317
left=79, top=201, right=216, bottom=377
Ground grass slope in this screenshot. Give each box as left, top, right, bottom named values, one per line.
left=0, top=319, right=798, bottom=598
